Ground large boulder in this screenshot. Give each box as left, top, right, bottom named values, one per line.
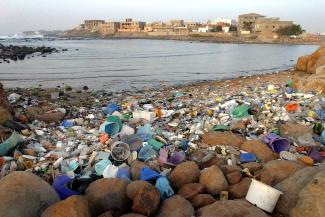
left=202, top=131, right=245, bottom=147
left=156, top=195, right=194, bottom=217
left=126, top=180, right=155, bottom=200
left=296, top=55, right=309, bottom=72
left=26, top=106, right=65, bottom=123
left=278, top=122, right=313, bottom=140
left=228, top=177, right=252, bottom=199
left=241, top=140, right=275, bottom=162
left=0, top=171, right=60, bottom=217
left=225, top=170, right=242, bottom=185
left=85, top=178, right=130, bottom=217
left=259, top=160, right=304, bottom=186
left=130, top=160, right=148, bottom=180
left=301, top=73, right=325, bottom=94
left=307, top=46, right=325, bottom=73
left=291, top=171, right=325, bottom=217
left=190, top=194, right=216, bottom=209
left=275, top=164, right=325, bottom=216
left=132, top=188, right=160, bottom=216
left=316, top=65, right=325, bottom=75
left=168, top=161, right=200, bottom=189
left=41, top=196, right=91, bottom=217
left=0, top=82, right=12, bottom=124
left=196, top=199, right=270, bottom=217
left=199, top=165, right=228, bottom=195
left=312, top=56, right=325, bottom=74
left=177, top=183, right=205, bottom=200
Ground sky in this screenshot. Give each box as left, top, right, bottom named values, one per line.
left=0, top=0, right=324, bottom=34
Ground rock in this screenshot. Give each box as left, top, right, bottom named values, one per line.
left=0, top=171, right=60, bottom=217
left=120, top=214, right=147, bottom=217
left=199, top=156, right=226, bottom=169
left=241, top=162, right=262, bottom=173
left=26, top=106, right=65, bottom=123
left=41, top=196, right=91, bottom=217
left=275, top=164, right=325, bottom=216
left=85, top=178, right=130, bottom=217
left=307, top=46, right=325, bottom=73
left=130, top=160, right=148, bottom=180
left=228, top=177, right=252, bottom=199
left=98, top=212, right=113, bottom=217
left=241, top=140, right=275, bottom=162
left=132, top=188, right=160, bottom=216
left=312, top=56, right=325, bottom=74
left=225, top=170, right=242, bottom=185
left=296, top=55, right=309, bottom=72
left=126, top=180, right=156, bottom=200
left=0, top=106, right=12, bottom=124
left=316, top=65, right=325, bottom=75
left=278, top=122, right=313, bottom=140
left=156, top=195, right=194, bottom=217
left=177, top=183, right=205, bottom=200
left=219, top=165, right=241, bottom=174
left=301, top=73, right=325, bottom=94
left=169, top=161, right=200, bottom=189
left=291, top=171, right=325, bottom=217
left=190, top=194, right=216, bottom=209
left=259, top=160, right=304, bottom=186
left=197, top=199, right=269, bottom=217
left=202, top=131, right=245, bottom=147
left=199, top=165, right=228, bottom=195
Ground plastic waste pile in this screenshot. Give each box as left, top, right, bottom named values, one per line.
left=0, top=79, right=325, bottom=216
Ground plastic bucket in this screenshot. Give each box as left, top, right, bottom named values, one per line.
left=111, top=142, right=131, bottom=161
left=246, top=179, right=283, bottom=213
left=264, top=133, right=290, bottom=153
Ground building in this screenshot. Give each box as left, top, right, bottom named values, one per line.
left=118, top=18, right=146, bottom=32
left=84, top=20, right=105, bottom=30
left=185, top=22, right=202, bottom=32
left=255, top=17, right=293, bottom=38
left=99, top=22, right=120, bottom=35
left=212, top=17, right=237, bottom=27
left=144, top=22, right=174, bottom=32
left=169, top=20, right=185, bottom=27
left=238, top=13, right=265, bottom=34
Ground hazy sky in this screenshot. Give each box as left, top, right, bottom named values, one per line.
left=0, top=0, right=324, bottom=34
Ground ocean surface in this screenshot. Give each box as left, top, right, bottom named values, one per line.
left=0, top=39, right=318, bottom=90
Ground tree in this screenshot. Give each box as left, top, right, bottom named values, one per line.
left=276, top=24, right=305, bottom=36
left=216, top=26, right=223, bottom=32
left=229, top=25, right=237, bottom=32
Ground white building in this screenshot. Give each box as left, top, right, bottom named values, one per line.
left=198, top=26, right=210, bottom=32
left=212, top=17, right=237, bottom=26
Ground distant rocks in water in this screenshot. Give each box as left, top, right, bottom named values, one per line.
left=0, top=43, right=67, bottom=63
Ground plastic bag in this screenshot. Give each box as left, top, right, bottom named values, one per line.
left=52, top=175, right=80, bottom=200
left=138, top=145, right=157, bottom=161
left=140, top=167, right=161, bottom=181
left=155, top=176, right=174, bottom=200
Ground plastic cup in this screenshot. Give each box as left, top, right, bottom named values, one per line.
left=264, top=133, right=290, bottom=153
left=246, top=179, right=283, bottom=213
left=111, top=142, right=131, bottom=161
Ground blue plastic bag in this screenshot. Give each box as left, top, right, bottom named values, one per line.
left=116, top=167, right=131, bottom=181
left=155, top=176, right=174, bottom=200
left=103, top=103, right=120, bottom=115
left=61, top=120, right=74, bottom=128
left=52, top=175, right=80, bottom=200
left=138, top=145, right=157, bottom=161
left=136, top=124, right=153, bottom=141
left=140, top=167, right=161, bottom=181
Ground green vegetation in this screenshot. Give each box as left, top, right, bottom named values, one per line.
left=276, top=24, right=305, bottom=36
left=229, top=25, right=237, bottom=32
left=243, top=21, right=253, bottom=31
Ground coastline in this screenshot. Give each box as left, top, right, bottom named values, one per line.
left=62, top=34, right=324, bottom=46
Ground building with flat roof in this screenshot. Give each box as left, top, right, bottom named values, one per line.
left=99, top=22, right=120, bottom=35
left=84, top=20, right=105, bottom=30
left=255, top=17, right=293, bottom=39
left=118, top=18, right=146, bottom=32
left=238, top=13, right=265, bottom=34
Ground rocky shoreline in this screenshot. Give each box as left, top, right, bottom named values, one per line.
left=0, top=43, right=67, bottom=63
left=0, top=47, right=325, bottom=217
